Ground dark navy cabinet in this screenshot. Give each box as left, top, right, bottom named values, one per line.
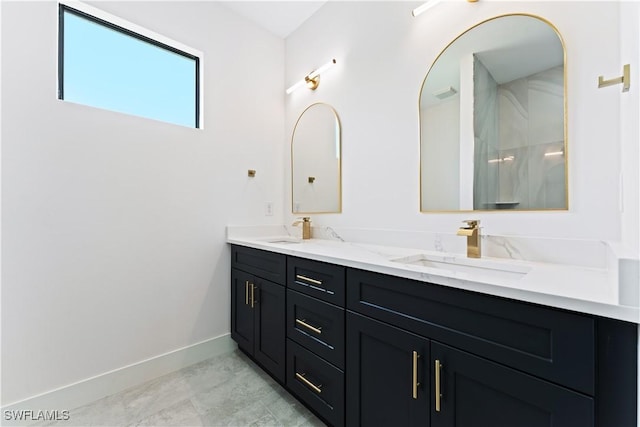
left=286, top=257, right=346, bottom=427
left=346, top=311, right=430, bottom=427
left=346, top=268, right=636, bottom=427
left=231, top=246, right=286, bottom=383
left=230, top=245, right=638, bottom=427
left=429, top=342, right=593, bottom=427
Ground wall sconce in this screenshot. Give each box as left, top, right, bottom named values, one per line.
left=286, top=59, right=337, bottom=94
left=412, top=0, right=478, bottom=17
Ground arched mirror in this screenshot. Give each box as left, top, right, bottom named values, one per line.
left=420, top=14, right=567, bottom=211
left=291, top=103, right=342, bottom=213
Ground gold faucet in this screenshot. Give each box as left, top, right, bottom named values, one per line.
left=457, top=220, right=481, bottom=258
left=292, top=217, right=312, bottom=240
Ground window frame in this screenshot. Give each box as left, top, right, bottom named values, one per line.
left=57, top=1, right=203, bottom=128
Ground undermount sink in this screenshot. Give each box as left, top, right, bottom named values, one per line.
left=390, top=253, right=531, bottom=281
left=262, top=236, right=302, bottom=244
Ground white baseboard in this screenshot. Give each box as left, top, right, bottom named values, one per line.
left=1, top=334, right=235, bottom=425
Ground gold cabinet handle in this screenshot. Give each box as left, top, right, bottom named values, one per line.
left=435, top=359, right=443, bottom=412
left=250, top=283, right=256, bottom=308
left=296, top=274, right=323, bottom=286
left=412, top=351, right=420, bottom=399
left=245, top=281, right=249, bottom=305
left=295, top=318, right=322, bottom=335
left=295, top=372, right=322, bottom=394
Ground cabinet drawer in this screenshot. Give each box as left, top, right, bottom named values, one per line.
left=347, top=268, right=595, bottom=395
left=287, top=339, right=345, bottom=427
left=231, top=245, right=286, bottom=285
left=287, top=290, right=345, bottom=369
left=288, top=257, right=345, bottom=306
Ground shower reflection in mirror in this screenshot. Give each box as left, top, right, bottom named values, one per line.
left=419, top=14, right=567, bottom=212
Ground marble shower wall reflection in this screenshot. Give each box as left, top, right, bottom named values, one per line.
left=474, top=59, right=565, bottom=210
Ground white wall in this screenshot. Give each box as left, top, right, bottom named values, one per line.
left=285, top=1, right=637, bottom=251
left=1, top=1, right=284, bottom=405
left=619, top=1, right=640, bottom=258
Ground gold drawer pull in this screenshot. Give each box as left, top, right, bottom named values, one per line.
left=296, top=372, right=322, bottom=394
left=412, top=351, right=420, bottom=399
left=295, top=318, right=322, bottom=335
left=250, top=283, right=256, bottom=308
left=296, top=274, right=323, bottom=286
left=435, top=359, right=443, bottom=412
left=245, top=281, right=249, bottom=305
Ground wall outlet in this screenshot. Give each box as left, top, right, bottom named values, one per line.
left=265, top=201, right=274, bottom=216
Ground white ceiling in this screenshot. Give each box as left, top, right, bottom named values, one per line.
left=221, top=1, right=328, bottom=39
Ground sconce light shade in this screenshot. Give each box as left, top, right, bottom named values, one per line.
left=412, top=0, right=478, bottom=17
left=286, top=59, right=337, bottom=94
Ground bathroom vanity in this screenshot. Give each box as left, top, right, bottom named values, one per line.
left=229, top=234, right=638, bottom=427
left=231, top=4, right=639, bottom=426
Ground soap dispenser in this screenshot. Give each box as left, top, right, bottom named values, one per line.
left=292, top=217, right=312, bottom=240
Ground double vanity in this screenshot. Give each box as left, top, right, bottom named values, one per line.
left=264, top=7, right=637, bottom=425
left=229, top=226, right=638, bottom=427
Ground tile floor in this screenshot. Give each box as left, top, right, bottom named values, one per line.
left=38, top=349, right=326, bottom=427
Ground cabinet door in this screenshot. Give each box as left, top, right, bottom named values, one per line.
left=431, top=342, right=594, bottom=427
left=231, top=268, right=254, bottom=353
left=346, top=312, right=430, bottom=427
left=254, top=278, right=286, bottom=383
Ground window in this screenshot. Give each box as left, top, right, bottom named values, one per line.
left=58, top=3, right=201, bottom=128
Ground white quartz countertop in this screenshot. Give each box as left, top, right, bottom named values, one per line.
left=228, top=231, right=640, bottom=324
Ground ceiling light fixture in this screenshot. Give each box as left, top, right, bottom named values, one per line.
left=433, top=86, right=458, bottom=99
left=544, top=151, right=564, bottom=157
left=488, top=156, right=515, bottom=164
left=412, top=0, right=478, bottom=18
left=286, top=59, right=336, bottom=94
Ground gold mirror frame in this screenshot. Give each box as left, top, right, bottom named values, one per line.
left=419, top=13, right=568, bottom=212
left=291, top=103, right=342, bottom=214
